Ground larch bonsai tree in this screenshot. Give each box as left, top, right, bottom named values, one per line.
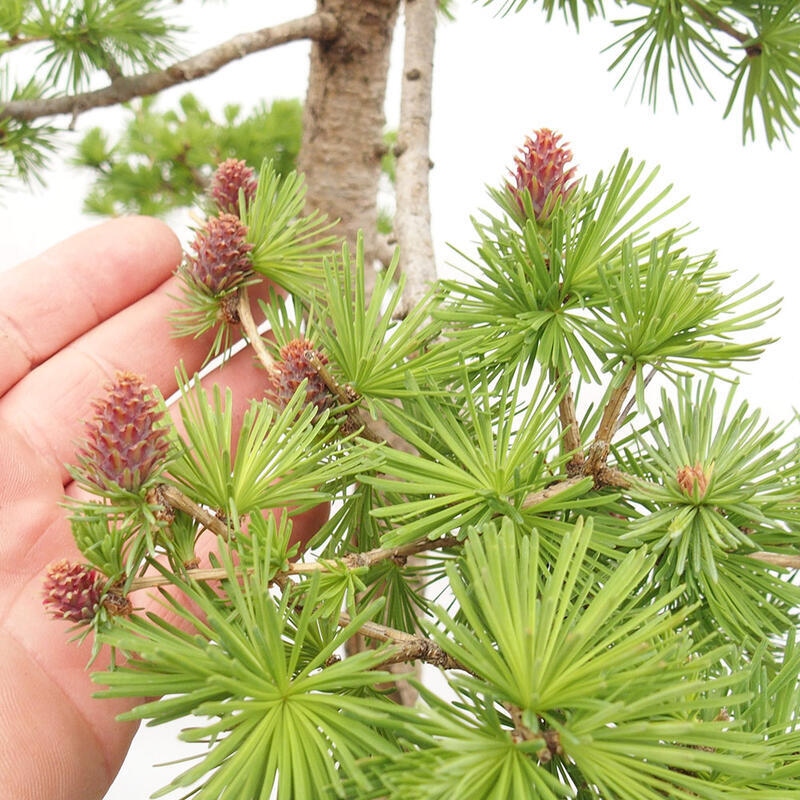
left=3, top=1, right=800, bottom=798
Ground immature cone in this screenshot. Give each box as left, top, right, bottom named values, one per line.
left=76, top=371, right=170, bottom=493
left=186, top=213, right=254, bottom=295
left=676, top=462, right=712, bottom=500
left=210, top=158, right=258, bottom=216
left=42, top=560, right=102, bottom=624
left=508, top=128, right=578, bottom=221
left=265, top=338, right=336, bottom=418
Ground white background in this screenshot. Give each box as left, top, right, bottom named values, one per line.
left=2, top=1, right=799, bottom=798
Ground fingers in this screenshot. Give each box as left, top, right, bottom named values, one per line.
left=0, top=218, right=308, bottom=800
left=0, top=628, right=135, bottom=800
left=0, top=217, right=183, bottom=397
left=0, top=273, right=277, bottom=484
left=0, top=253, right=275, bottom=481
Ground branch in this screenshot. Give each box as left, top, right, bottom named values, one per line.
left=503, top=702, right=563, bottom=759
left=127, top=516, right=465, bottom=672
left=0, top=33, right=49, bottom=53
left=304, top=350, right=385, bottom=444
left=583, top=366, right=636, bottom=477
left=339, top=612, right=464, bottom=670
left=237, top=288, right=275, bottom=371
left=554, top=368, right=583, bottom=473
left=158, top=483, right=231, bottom=539
left=131, top=490, right=462, bottom=592
left=0, top=13, right=339, bottom=124
left=129, top=496, right=799, bottom=599
left=616, top=364, right=657, bottom=430
left=293, top=534, right=461, bottom=573
left=393, top=0, right=438, bottom=317
left=748, top=551, right=800, bottom=569
left=685, top=1, right=751, bottom=46
left=521, top=474, right=589, bottom=510
left=129, top=574, right=464, bottom=672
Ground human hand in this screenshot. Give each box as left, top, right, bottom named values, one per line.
left=0, top=218, right=324, bottom=800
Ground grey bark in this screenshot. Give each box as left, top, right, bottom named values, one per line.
left=395, top=0, right=438, bottom=315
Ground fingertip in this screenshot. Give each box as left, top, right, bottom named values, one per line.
left=0, top=216, right=183, bottom=393
left=63, top=215, right=183, bottom=287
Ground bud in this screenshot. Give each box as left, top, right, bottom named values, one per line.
left=76, top=371, right=170, bottom=493
left=186, top=213, right=254, bottom=295
left=676, top=461, right=712, bottom=500
left=42, top=560, right=102, bottom=624
left=265, top=338, right=336, bottom=418
left=210, top=158, right=258, bottom=216
left=102, top=591, right=134, bottom=618
left=508, top=128, right=578, bottom=221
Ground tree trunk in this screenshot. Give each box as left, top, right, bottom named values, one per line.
left=299, top=1, right=424, bottom=706
left=298, top=0, right=400, bottom=288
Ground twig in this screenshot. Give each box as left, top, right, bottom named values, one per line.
left=237, top=289, right=275, bottom=370
left=158, top=483, right=230, bottom=539
left=129, top=571, right=464, bottom=671
left=131, top=566, right=235, bottom=591
left=503, top=702, right=539, bottom=742
left=131, top=492, right=798, bottom=598
left=616, top=364, right=657, bottom=430
left=100, top=50, right=124, bottom=82
left=503, top=702, right=562, bottom=759
left=554, top=368, right=583, bottom=473
left=130, top=500, right=461, bottom=592
left=304, top=350, right=355, bottom=408
left=304, top=350, right=385, bottom=443
left=339, top=613, right=464, bottom=670
left=521, top=474, right=588, bottom=510
left=685, top=1, right=751, bottom=46
left=394, top=0, right=438, bottom=317
left=596, top=367, right=637, bottom=444
left=748, top=551, right=800, bottom=569
left=127, top=520, right=465, bottom=671
left=293, top=534, right=461, bottom=573
left=140, top=476, right=800, bottom=670
left=595, top=466, right=632, bottom=489
left=0, top=13, right=339, bottom=124
left=0, top=33, right=49, bottom=52
left=584, top=366, right=636, bottom=477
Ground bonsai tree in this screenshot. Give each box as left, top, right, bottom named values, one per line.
left=4, top=1, right=800, bottom=798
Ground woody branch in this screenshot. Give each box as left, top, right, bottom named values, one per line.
left=0, top=13, right=339, bottom=124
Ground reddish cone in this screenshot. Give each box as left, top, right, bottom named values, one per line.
left=210, top=158, right=258, bottom=216
left=266, top=338, right=336, bottom=418
left=42, top=560, right=102, bottom=624
left=186, top=213, right=254, bottom=295
left=76, top=371, right=170, bottom=493
left=508, top=128, right=578, bottom=221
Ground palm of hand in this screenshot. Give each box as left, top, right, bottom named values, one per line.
left=0, top=218, right=300, bottom=800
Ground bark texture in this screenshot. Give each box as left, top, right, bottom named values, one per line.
left=395, top=0, right=437, bottom=315
left=300, top=0, right=435, bottom=708
left=0, top=13, right=339, bottom=123
left=298, top=0, right=401, bottom=288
